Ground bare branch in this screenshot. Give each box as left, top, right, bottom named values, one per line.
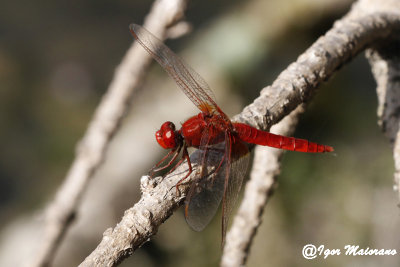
left=221, top=106, right=304, bottom=267
left=367, top=47, right=400, bottom=200
left=26, top=1, right=188, bottom=266
left=364, top=2, right=400, bottom=200
left=80, top=3, right=400, bottom=267
left=234, top=11, right=400, bottom=130
left=166, top=21, right=193, bottom=39
left=79, top=164, right=190, bottom=266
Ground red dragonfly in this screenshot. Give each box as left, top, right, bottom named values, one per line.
left=130, top=24, right=333, bottom=244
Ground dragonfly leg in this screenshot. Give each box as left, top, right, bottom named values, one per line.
left=150, top=144, right=182, bottom=176
left=201, top=146, right=226, bottom=188
left=214, top=148, right=227, bottom=176
left=206, top=134, right=232, bottom=188
left=174, top=143, right=192, bottom=196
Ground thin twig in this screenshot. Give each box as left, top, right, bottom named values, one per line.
left=221, top=1, right=400, bottom=265
left=367, top=48, right=400, bottom=200
left=26, top=1, right=188, bottom=266
left=220, top=106, right=304, bottom=267
left=364, top=0, right=400, bottom=201
left=234, top=12, right=400, bottom=129
left=80, top=7, right=400, bottom=267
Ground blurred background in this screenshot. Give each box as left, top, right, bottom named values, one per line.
left=0, top=0, right=399, bottom=266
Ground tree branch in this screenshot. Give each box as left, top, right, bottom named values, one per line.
left=365, top=7, right=400, bottom=202
left=80, top=3, right=400, bottom=267
left=234, top=11, right=400, bottom=129
left=26, top=1, right=188, bottom=266
left=368, top=46, right=400, bottom=200
left=221, top=106, right=304, bottom=267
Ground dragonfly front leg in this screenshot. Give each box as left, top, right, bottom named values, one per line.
left=150, top=144, right=182, bottom=176
left=174, top=143, right=193, bottom=196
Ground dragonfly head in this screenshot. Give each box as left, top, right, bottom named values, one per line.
left=155, top=121, right=181, bottom=149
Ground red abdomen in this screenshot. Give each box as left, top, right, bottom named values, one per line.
left=233, top=123, right=333, bottom=153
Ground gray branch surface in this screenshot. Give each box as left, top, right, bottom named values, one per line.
left=80, top=1, right=400, bottom=267
left=362, top=0, right=400, bottom=201
left=367, top=46, right=400, bottom=200
left=221, top=106, right=304, bottom=267
left=26, top=0, right=188, bottom=267
left=234, top=11, right=400, bottom=130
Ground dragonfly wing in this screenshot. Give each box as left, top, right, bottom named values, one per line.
left=221, top=137, right=249, bottom=244
left=184, top=141, right=227, bottom=231
left=130, top=24, right=220, bottom=115
left=184, top=129, right=249, bottom=238
left=184, top=124, right=226, bottom=231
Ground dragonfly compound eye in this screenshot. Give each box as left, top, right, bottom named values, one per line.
left=161, top=121, right=175, bottom=131
left=155, top=122, right=177, bottom=149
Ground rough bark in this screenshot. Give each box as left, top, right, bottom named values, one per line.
left=221, top=106, right=304, bottom=267
left=363, top=0, right=400, bottom=201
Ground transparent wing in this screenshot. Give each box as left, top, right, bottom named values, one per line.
left=184, top=141, right=226, bottom=231
left=221, top=137, right=249, bottom=245
left=130, top=24, right=220, bottom=115
left=184, top=129, right=249, bottom=238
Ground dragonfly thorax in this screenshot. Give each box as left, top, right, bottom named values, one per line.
left=155, top=121, right=182, bottom=149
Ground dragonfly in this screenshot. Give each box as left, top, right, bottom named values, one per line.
left=130, top=24, right=333, bottom=245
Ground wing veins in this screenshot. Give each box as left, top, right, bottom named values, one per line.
left=130, top=24, right=219, bottom=114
